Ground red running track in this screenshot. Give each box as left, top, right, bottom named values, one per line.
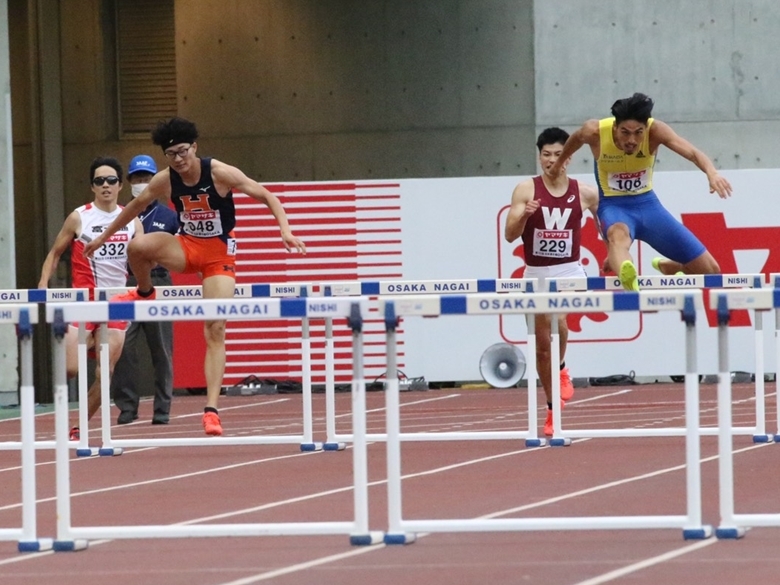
left=0, top=382, right=778, bottom=585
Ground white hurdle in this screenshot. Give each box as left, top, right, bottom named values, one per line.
left=47, top=297, right=382, bottom=551
left=0, top=288, right=89, bottom=453
left=0, top=303, right=52, bottom=552
left=710, top=288, right=780, bottom=540
left=319, top=278, right=545, bottom=448
left=381, top=290, right=711, bottom=544
left=546, top=273, right=773, bottom=443
left=91, top=283, right=324, bottom=456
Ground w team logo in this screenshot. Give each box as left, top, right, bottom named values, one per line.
left=541, top=207, right=572, bottom=230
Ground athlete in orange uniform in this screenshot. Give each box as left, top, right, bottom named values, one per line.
left=84, top=118, right=306, bottom=436
left=505, top=128, right=599, bottom=436
left=549, top=93, right=732, bottom=291
left=38, top=157, right=143, bottom=440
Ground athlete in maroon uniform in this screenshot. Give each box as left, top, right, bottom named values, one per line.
left=505, top=128, right=600, bottom=436
left=84, top=118, right=306, bottom=437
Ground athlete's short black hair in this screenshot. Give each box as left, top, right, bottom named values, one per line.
left=89, top=156, right=123, bottom=183
left=611, top=93, right=654, bottom=124
left=536, top=127, right=570, bottom=152
left=151, top=117, right=199, bottom=149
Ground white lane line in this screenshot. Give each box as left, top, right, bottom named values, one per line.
left=569, top=539, right=717, bottom=585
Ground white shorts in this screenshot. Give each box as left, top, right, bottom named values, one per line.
left=524, top=260, right=586, bottom=292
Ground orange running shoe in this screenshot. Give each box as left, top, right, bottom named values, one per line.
left=69, top=426, right=80, bottom=441
left=203, top=411, right=223, bottom=436
left=111, top=287, right=156, bottom=302
left=543, top=409, right=553, bottom=437
left=560, top=367, right=574, bottom=402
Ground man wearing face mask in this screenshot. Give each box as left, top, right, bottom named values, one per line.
left=111, top=155, right=179, bottom=425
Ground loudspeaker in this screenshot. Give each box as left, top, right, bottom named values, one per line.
left=479, top=343, right=526, bottom=388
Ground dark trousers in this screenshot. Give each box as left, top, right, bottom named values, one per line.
left=111, top=271, right=174, bottom=416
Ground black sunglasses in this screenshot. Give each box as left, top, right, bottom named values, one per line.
left=92, top=176, right=120, bottom=186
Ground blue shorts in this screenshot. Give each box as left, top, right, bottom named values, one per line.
left=597, top=190, right=705, bottom=265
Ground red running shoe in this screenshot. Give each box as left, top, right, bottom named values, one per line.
left=69, top=426, right=80, bottom=441
left=202, top=412, right=223, bottom=436
left=560, top=367, right=574, bottom=402
left=543, top=409, right=553, bottom=437
left=111, top=287, right=156, bottom=302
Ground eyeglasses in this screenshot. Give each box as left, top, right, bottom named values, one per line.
left=92, top=176, right=120, bottom=186
left=164, top=145, right=192, bottom=160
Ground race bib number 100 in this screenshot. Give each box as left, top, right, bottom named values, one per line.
left=607, top=170, right=649, bottom=193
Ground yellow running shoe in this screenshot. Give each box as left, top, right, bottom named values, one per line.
left=619, top=260, right=640, bottom=292
left=651, top=257, right=663, bottom=272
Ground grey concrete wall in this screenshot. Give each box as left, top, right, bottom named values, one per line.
left=534, top=0, right=780, bottom=174
left=173, top=0, right=537, bottom=181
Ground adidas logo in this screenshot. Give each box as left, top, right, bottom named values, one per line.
left=636, top=150, right=646, bottom=158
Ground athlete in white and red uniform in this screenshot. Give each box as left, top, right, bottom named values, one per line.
left=38, top=157, right=143, bottom=439
left=505, top=127, right=600, bottom=436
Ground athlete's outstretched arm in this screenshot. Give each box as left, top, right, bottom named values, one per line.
left=213, top=161, right=306, bottom=254
left=549, top=119, right=600, bottom=178
left=651, top=120, right=732, bottom=199
left=578, top=182, right=602, bottom=237
left=504, top=179, right=536, bottom=243
left=38, top=211, right=80, bottom=288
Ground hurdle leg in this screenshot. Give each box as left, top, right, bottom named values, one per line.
left=549, top=314, right=570, bottom=447
left=347, top=303, right=383, bottom=546
left=323, top=318, right=344, bottom=450
left=383, top=302, right=415, bottom=545
left=751, top=310, right=772, bottom=443
left=96, top=324, right=123, bottom=456
left=17, top=309, right=53, bottom=552
left=299, top=318, right=322, bottom=452
left=75, top=323, right=95, bottom=457
left=681, top=299, right=712, bottom=539
left=775, top=307, right=780, bottom=443
left=524, top=315, right=544, bottom=447
left=52, top=310, right=88, bottom=551
left=715, top=299, right=746, bottom=539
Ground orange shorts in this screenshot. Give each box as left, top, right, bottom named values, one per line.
left=71, top=321, right=127, bottom=332
left=177, top=233, right=237, bottom=279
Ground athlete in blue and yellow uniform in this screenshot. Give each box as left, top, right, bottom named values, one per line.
left=548, top=93, right=732, bottom=291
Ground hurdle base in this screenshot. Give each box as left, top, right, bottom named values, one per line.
left=751, top=434, right=774, bottom=444
left=524, top=438, right=547, bottom=448
left=682, top=525, right=713, bottom=540
left=775, top=434, right=780, bottom=443
left=299, top=442, right=323, bottom=452
left=349, top=531, right=384, bottom=546
left=98, top=447, right=124, bottom=457
left=323, top=442, right=347, bottom=451
left=53, top=539, right=89, bottom=551
left=75, top=447, right=99, bottom=458
left=715, top=526, right=746, bottom=539
left=384, top=532, right=417, bottom=545
left=18, top=538, right=53, bottom=552
left=549, top=437, right=572, bottom=447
